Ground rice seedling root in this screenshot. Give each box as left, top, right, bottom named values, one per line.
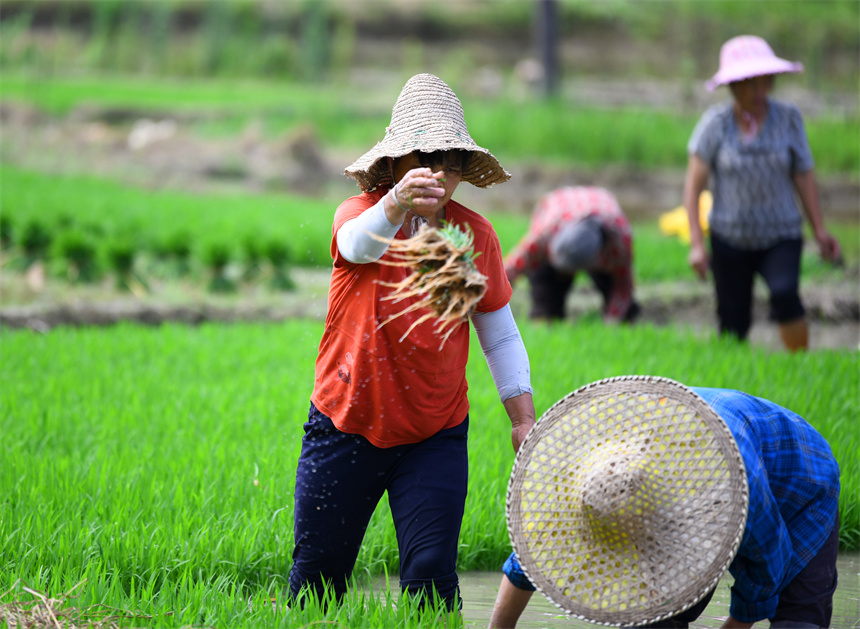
left=370, top=223, right=488, bottom=349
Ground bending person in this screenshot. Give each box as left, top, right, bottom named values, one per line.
left=489, top=383, right=840, bottom=629
left=505, top=186, right=639, bottom=324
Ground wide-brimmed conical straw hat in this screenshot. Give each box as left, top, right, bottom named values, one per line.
left=506, top=375, right=748, bottom=627
left=344, top=73, right=510, bottom=192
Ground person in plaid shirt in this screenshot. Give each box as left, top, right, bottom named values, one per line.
left=489, top=386, right=841, bottom=629
left=504, top=186, right=639, bottom=323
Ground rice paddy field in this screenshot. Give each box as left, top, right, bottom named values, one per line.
left=2, top=1, right=858, bottom=626
left=1, top=165, right=855, bottom=293
left=1, top=319, right=858, bottom=627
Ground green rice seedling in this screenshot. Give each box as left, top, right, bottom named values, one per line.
left=626, top=222, right=692, bottom=283
left=1, top=1, right=856, bottom=92
left=55, top=229, right=99, bottom=283
left=2, top=69, right=856, bottom=175
left=264, top=239, right=296, bottom=292
left=281, top=576, right=464, bottom=629
left=0, top=320, right=856, bottom=626
left=0, top=213, right=12, bottom=249
left=18, top=217, right=52, bottom=264
left=83, top=0, right=122, bottom=70
left=202, top=241, right=235, bottom=293
left=241, top=234, right=264, bottom=282
left=160, top=230, right=194, bottom=277
left=107, top=238, right=147, bottom=294
left=1, top=167, right=856, bottom=296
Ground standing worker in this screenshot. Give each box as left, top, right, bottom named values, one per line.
left=504, top=186, right=639, bottom=324
left=288, top=73, right=536, bottom=613
left=684, top=35, right=842, bottom=351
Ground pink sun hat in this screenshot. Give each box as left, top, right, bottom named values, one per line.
left=706, top=35, right=804, bottom=91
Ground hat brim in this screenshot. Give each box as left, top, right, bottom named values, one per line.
left=706, top=59, right=803, bottom=91
left=506, top=376, right=748, bottom=627
left=345, top=141, right=510, bottom=192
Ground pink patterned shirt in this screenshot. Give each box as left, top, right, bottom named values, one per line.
left=504, top=187, right=634, bottom=322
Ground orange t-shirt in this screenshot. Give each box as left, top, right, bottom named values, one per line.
left=311, top=188, right=512, bottom=448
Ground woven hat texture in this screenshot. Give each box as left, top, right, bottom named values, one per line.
left=707, top=35, right=803, bottom=91
left=344, top=73, right=510, bottom=191
left=507, top=376, right=748, bottom=627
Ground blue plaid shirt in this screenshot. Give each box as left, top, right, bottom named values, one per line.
left=503, top=388, right=840, bottom=623
left=693, top=388, right=840, bottom=622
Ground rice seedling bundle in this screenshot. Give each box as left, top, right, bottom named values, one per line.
left=374, top=222, right=487, bottom=349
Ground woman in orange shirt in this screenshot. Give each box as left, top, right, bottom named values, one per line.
left=288, top=74, right=536, bottom=612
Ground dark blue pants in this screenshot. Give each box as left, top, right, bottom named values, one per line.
left=633, top=516, right=840, bottom=628
left=710, top=235, right=805, bottom=341
left=288, top=403, right=469, bottom=610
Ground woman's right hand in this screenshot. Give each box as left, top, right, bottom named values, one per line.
left=689, top=243, right=709, bottom=280
left=390, top=167, right=447, bottom=219
left=683, top=155, right=711, bottom=281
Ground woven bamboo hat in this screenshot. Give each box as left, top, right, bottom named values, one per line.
left=507, top=376, right=748, bottom=627
left=344, top=73, right=511, bottom=192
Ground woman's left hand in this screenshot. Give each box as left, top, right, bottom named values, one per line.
left=511, top=421, right=534, bottom=453
left=815, top=228, right=842, bottom=264
left=504, top=393, right=536, bottom=453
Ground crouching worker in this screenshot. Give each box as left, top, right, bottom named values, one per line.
left=504, top=186, right=640, bottom=324
left=490, top=376, right=840, bottom=629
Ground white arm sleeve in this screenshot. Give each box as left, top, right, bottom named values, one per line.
left=473, top=304, right=533, bottom=402
left=337, top=198, right=403, bottom=263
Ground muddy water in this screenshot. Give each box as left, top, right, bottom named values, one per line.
left=370, top=553, right=860, bottom=627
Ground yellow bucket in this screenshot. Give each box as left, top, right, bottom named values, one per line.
left=658, top=190, right=712, bottom=244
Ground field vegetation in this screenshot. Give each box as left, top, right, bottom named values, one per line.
left=1, top=1, right=857, bottom=87
left=2, top=165, right=854, bottom=298
left=1, top=1, right=858, bottom=627
left=1, top=320, right=857, bottom=627
left=1, top=0, right=858, bottom=175
left=3, top=72, right=858, bottom=176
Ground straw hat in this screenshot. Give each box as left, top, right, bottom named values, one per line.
left=344, top=73, right=511, bottom=192
left=707, top=35, right=803, bottom=91
left=506, top=376, right=748, bottom=627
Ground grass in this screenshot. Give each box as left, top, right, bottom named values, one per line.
left=1, top=1, right=857, bottom=91
left=0, top=5, right=856, bottom=625
left=1, top=166, right=856, bottom=294
left=1, top=72, right=858, bottom=175
left=0, top=320, right=857, bottom=627
left=0, top=165, right=335, bottom=271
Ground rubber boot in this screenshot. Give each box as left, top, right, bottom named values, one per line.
left=779, top=317, right=809, bottom=352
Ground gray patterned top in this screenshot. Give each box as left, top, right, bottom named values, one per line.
left=688, top=99, right=814, bottom=250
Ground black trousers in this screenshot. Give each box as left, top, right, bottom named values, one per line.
left=527, top=263, right=639, bottom=322
left=631, top=516, right=840, bottom=628
left=710, top=234, right=805, bottom=341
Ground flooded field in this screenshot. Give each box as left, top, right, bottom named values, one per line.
left=370, top=552, right=860, bottom=627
